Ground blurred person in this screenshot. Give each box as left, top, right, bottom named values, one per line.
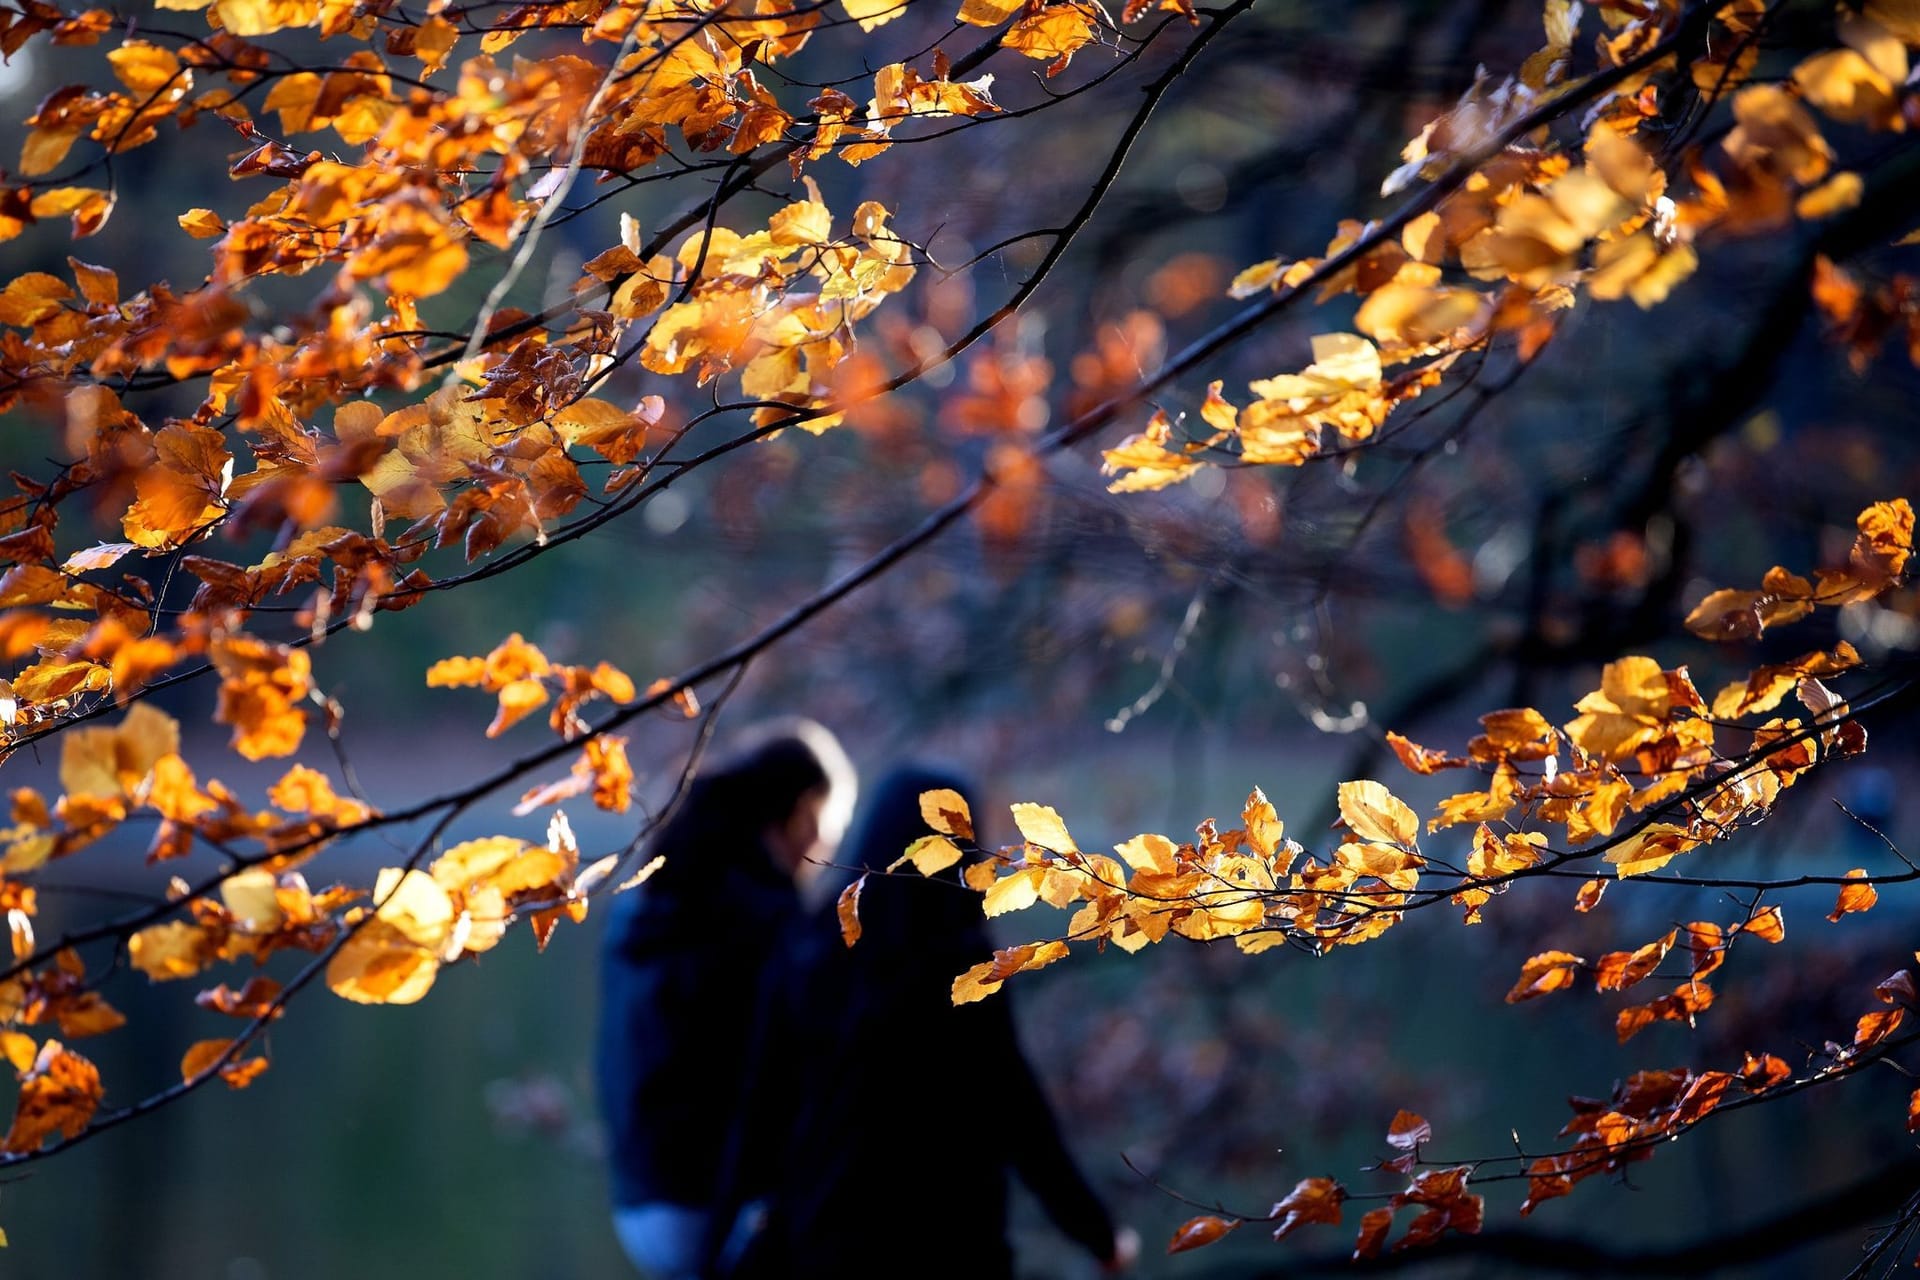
left=595, top=719, right=856, bottom=1280
left=712, top=765, right=1137, bottom=1279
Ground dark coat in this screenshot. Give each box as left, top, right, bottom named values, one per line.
left=716, top=768, right=1116, bottom=1279
left=596, top=787, right=802, bottom=1209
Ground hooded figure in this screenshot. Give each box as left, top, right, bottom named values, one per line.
left=596, top=722, right=853, bottom=1280
left=713, top=765, right=1122, bottom=1279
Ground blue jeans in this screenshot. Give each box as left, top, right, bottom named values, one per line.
left=611, top=1202, right=709, bottom=1280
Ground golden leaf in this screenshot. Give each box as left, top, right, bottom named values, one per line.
left=326, top=919, right=439, bottom=1005
left=918, top=788, right=974, bottom=839
left=1003, top=4, right=1098, bottom=70
left=129, top=920, right=215, bottom=981
left=1009, top=802, right=1078, bottom=853
left=889, top=834, right=963, bottom=876
left=1336, top=780, right=1419, bottom=848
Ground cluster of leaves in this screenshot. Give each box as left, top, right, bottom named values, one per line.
left=1101, top=0, right=1920, bottom=491
left=861, top=497, right=1915, bottom=1252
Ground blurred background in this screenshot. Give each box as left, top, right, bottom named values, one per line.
left=3, top=0, right=1920, bottom=1274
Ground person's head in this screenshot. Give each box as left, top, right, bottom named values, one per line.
left=699, top=718, right=856, bottom=885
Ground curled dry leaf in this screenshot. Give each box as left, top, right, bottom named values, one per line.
left=1828, top=869, right=1879, bottom=922
left=837, top=874, right=865, bottom=948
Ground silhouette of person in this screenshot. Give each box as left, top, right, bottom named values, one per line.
left=595, top=720, right=855, bottom=1279
left=712, top=765, right=1134, bottom=1279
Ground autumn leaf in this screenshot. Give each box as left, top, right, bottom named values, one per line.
left=1167, top=1214, right=1238, bottom=1254
left=1003, top=4, right=1099, bottom=73
left=918, top=788, right=974, bottom=839
left=4, top=1040, right=102, bottom=1153
left=1336, top=780, right=1419, bottom=847
left=1742, top=905, right=1786, bottom=943
left=1010, top=803, right=1078, bottom=854
left=1506, top=951, right=1584, bottom=1003
left=837, top=874, right=865, bottom=947
left=180, top=1039, right=269, bottom=1089
left=1386, top=1110, right=1431, bottom=1151
left=1593, top=930, right=1675, bottom=993
left=1828, top=869, right=1879, bottom=922
left=889, top=834, right=964, bottom=876
left=1266, top=1176, right=1345, bottom=1241
left=326, top=919, right=440, bottom=1005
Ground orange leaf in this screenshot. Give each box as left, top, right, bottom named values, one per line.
left=1593, top=930, right=1675, bottom=993
left=1854, top=1006, right=1905, bottom=1051
left=837, top=874, right=865, bottom=948
left=1828, top=869, right=1878, bottom=922
left=1742, top=905, right=1786, bottom=943
left=1167, top=1214, right=1238, bottom=1254
left=1574, top=878, right=1607, bottom=912
left=180, top=1038, right=269, bottom=1089
left=3, top=1040, right=101, bottom=1153
left=1386, top=731, right=1467, bottom=774
left=1506, top=950, right=1583, bottom=1003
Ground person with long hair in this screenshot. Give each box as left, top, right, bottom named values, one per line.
left=595, top=720, right=855, bottom=1280
left=713, top=765, right=1135, bottom=1278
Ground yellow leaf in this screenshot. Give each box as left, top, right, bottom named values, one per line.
left=129, top=920, right=213, bottom=981
left=326, top=919, right=439, bottom=1005
left=983, top=867, right=1044, bottom=916
left=1010, top=802, right=1077, bottom=853
left=841, top=0, right=905, bottom=30
left=373, top=867, right=455, bottom=949
left=178, top=208, right=225, bottom=238
left=1796, top=172, right=1864, bottom=220
left=956, top=0, right=1022, bottom=22
left=889, top=834, right=963, bottom=876
left=213, top=0, right=321, bottom=37
left=951, top=959, right=1003, bottom=1004
left=487, top=677, right=549, bottom=738
left=20, top=125, right=80, bottom=177
left=1003, top=4, right=1097, bottom=69
left=1115, top=832, right=1177, bottom=875
left=918, top=788, right=974, bottom=839
left=1336, top=780, right=1419, bottom=847
left=1605, top=823, right=1696, bottom=877
left=107, top=42, right=182, bottom=95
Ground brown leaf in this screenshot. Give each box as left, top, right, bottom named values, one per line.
left=1876, top=970, right=1917, bottom=1007
left=837, top=874, right=865, bottom=948
left=4, top=1040, right=101, bottom=1153
left=1270, top=1177, right=1345, bottom=1241
left=1386, top=1110, right=1431, bottom=1151
left=1352, top=1206, right=1395, bottom=1259
left=1167, top=1214, right=1238, bottom=1254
